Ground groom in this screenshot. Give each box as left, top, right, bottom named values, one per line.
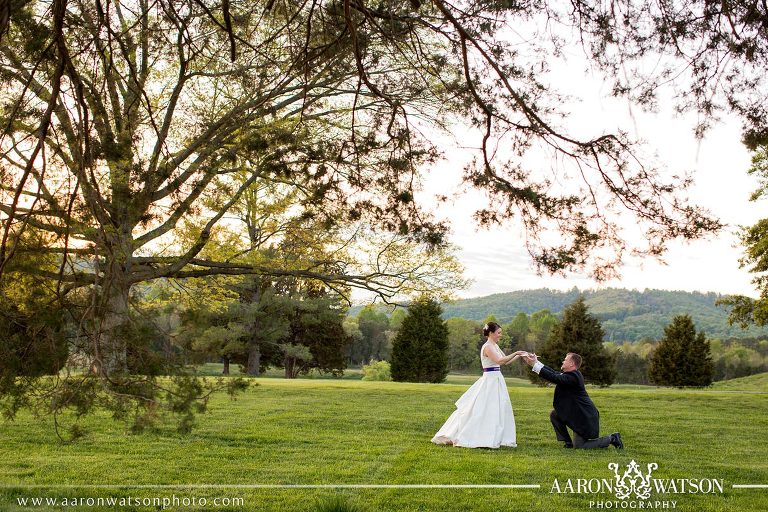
left=523, top=352, right=624, bottom=449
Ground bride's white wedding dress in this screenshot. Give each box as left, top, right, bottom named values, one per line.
left=431, top=341, right=516, bottom=448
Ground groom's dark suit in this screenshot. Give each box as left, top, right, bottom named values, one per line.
left=535, top=363, right=614, bottom=449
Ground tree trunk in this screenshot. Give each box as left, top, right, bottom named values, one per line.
left=92, top=228, right=133, bottom=379
left=222, top=356, right=230, bottom=375
left=93, top=276, right=131, bottom=379
left=245, top=279, right=263, bottom=376
left=247, top=342, right=261, bottom=376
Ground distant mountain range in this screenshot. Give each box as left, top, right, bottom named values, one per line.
left=353, top=288, right=768, bottom=342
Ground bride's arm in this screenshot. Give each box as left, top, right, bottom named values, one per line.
left=484, top=346, right=523, bottom=365
left=483, top=345, right=512, bottom=365
left=501, top=350, right=530, bottom=365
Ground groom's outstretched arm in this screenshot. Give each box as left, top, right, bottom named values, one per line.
left=534, top=365, right=580, bottom=387
left=524, top=354, right=580, bottom=386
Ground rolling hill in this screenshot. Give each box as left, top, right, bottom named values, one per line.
left=353, top=288, right=768, bottom=342
left=441, top=288, right=768, bottom=341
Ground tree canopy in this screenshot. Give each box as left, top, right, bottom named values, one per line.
left=2, top=0, right=741, bottom=302
left=721, top=145, right=768, bottom=328
left=2, top=0, right=765, bottom=430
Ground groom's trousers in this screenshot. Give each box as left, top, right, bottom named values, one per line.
left=549, top=409, right=612, bottom=449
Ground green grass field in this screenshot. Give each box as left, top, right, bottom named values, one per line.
left=1, top=374, right=766, bottom=511
left=711, top=372, right=768, bottom=391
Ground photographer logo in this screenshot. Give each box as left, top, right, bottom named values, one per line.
left=550, top=459, right=724, bottom=509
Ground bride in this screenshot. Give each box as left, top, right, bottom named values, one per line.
left=431, top=322, right=523, bottom=448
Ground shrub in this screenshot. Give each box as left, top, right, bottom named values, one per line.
left=361, top=360, right=391, bottom=381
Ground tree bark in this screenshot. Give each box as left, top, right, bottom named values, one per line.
left=284, top=356, right=294, bottom=379
left=92, top=225, right=134, bottom=379
left=245, top=281, right=262, bottom=376
left=247, top=342, right=260, bottom=376
left=222, top=356, right=230, bottom=375
left=94, top=273, right=131, bottom=378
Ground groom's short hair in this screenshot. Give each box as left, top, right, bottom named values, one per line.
left=567, top=353, right=582, bottom=369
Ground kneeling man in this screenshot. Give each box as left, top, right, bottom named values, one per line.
left=524, top=352, right=623, bottom=449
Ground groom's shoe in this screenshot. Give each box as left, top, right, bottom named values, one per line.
left=610, top=432, right=624, bottom=449
left=563, top=442, right=573, bottom=449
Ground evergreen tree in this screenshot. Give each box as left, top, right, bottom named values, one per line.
left=390, top=298, right=449, bottom=383
left=649, top=315, right=714, bottom=387
left=689, top=331, right=715, bottom=386
left=281, top=293, right=352, bottom=378
left=536, top=297, right=616, bottom=386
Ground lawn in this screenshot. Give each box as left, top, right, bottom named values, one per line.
left=711, top=372, right=768, bottom=392
left=0, top=374, right=766, bottom=511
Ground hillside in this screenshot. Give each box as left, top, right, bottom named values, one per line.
left=711, top=372, right=768, bottom=392
left=350, top=288, right=768, bottom=342
left=440, top=288, right=768, bottom=341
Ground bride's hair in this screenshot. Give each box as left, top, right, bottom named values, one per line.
left=483, top=322, right=501, bottom=337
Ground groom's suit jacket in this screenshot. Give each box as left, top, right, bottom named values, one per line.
left=537, top=365, right=600, bottom=440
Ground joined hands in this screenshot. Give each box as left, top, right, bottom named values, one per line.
left=501, top=350, right=530, bottom=365
left=504, top=351, right=538, bottom=366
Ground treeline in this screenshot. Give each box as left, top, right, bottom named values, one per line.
left=342, top=307, right=406, bottom=366
left=129, top=276, right=353, bottom=379
left=348, top=296, right=768, bottom=387
left=611, top=337, right=768, bottom=384
left=432, top=288, right=768, bottom=341
left=9, top=277, right=765, bottom=389
left=0, top=274, right=355, bottom=384
left=411, top=308, right=768, bottom=384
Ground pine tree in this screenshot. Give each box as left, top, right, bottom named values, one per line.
left=689, top=331, right=715, bottom=386
left=650, top=315, right=713, bottom=387
left=390, top=297, right=449, bottom=383
left=536, top=296, right=616, bottom=386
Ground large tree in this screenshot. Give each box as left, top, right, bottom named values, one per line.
left=390, top=297, right=449, bottom=382
left=721, top=145, right=768, bottom=327
left=0, top=0, right=729, bottom=360
left=649, top=314, right=713, bottom=387
left=276, top=282, right=352, bottom=378
left=525, top=309, right=558, bottom=354
left=0, top=0, right=460, bottom=381
left=506, top=312, right=529, bottom=348
left=537, top=296, right=616, bottom=386
left=3, top=0, right=762, bottom=428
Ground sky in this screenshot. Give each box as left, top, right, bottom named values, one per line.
left=417, top=52, right=763, bottom=301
